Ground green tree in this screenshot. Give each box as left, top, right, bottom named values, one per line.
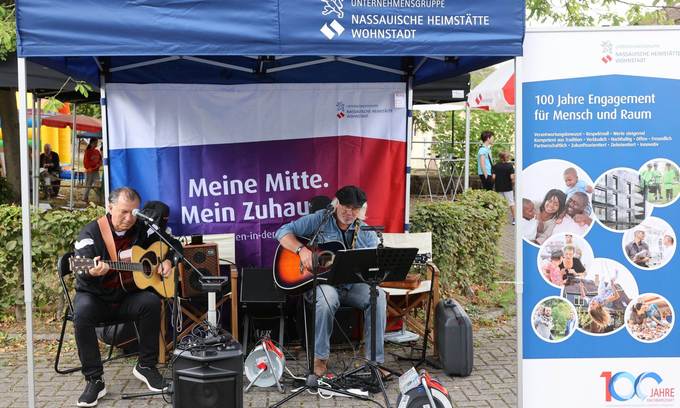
left=527, top=0, right=679, bottom=26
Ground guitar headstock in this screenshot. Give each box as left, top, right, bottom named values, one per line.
left=69, top=256, right=96, bottom=276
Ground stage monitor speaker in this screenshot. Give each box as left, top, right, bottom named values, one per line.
left=240, top=268, right=285, bottom=304
left=181, top=243, right=220, bottom=298
left=172, top=346, right=243, bottom=408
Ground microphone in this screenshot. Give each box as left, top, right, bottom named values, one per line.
left=361, top=225, right=384, bottom=232
left=132, top=208, right=155, bottom=223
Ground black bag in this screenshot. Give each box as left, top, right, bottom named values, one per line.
left=436, top=299, right=473, bottom=376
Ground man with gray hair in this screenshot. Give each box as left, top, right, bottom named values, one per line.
left=72, top=187, right=176, bottom=406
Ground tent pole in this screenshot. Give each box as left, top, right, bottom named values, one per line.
left=513, top=57, right=524, bottom=408
left=34, top=99, right=42, bottom=208
left=70, top=105, right=77, bottom=208
left=464, top=103, right=471, bottom=190
left=31, top=96, right=37, bottom=208
left=100, top=74, right=110, bottom=203
left=404, top=77, right=413, bottom=232
left=17, top=57, right=37, bottom=408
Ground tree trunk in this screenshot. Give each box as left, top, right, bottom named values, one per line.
left=0, top=87, right=21, bottom=203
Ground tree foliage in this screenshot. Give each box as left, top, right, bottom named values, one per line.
left=0, top=3, right=15, bottom=61
left=526, top=0, right=680, bottom=26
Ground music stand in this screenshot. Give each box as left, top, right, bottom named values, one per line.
left=329, top=247, right=418, bottom=408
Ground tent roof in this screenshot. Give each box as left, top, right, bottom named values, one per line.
left=16, top=0, right=524, bottom=86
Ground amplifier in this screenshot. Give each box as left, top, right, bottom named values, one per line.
left=172, top=345, right=243, bottom=408
left=181, top=243, right=220, bottom=298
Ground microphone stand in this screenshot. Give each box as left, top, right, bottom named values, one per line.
left=271, top=208, right=370, bottom=407
left=122, top=217, right=208, bottom=401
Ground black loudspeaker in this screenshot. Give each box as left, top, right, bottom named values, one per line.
left=181, top=243, right=220, bottom=298
left=240, top=268, right=285, bottom=303
left=172, top=346, right=243, bottom=408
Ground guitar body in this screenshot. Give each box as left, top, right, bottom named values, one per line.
left=129, top=241, right=176, bottom=298
left=273, top=236, right=345, bottom=292
left=70, top=241, right=177, bottom=299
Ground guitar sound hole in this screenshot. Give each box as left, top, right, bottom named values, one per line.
left=141, top=260, right=154, bottom=277
left=140, top=252, right=158, bottom=277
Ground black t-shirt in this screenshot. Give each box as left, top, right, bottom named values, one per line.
left=560, top=257, right=585, bottom=279
left=492, top=162, right=514, bottom=192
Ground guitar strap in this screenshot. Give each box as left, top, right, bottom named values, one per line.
left=97, top=216, right=119, bottom=262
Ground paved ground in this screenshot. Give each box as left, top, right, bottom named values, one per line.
left=1, top=222, right=518, bottom=408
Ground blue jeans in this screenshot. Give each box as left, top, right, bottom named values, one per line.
left=307, top=283, right=387, bottom=363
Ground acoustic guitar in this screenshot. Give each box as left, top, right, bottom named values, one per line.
left=273, top=236, right=345, bottom=292
left=69, top=241, right=177, bottom=298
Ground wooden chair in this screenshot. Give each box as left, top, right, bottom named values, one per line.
left=380, top=232, right=440, bottom=353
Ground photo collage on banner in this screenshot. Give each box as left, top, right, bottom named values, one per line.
left=520, top=27, right=680, bottom=407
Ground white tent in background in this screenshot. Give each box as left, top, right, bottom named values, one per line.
left=461, top=60, right=516, bottom=190
left=467, top=60, right=515, bottom=112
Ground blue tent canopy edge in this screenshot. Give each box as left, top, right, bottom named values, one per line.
left=16, top=0, right=524, bottom=86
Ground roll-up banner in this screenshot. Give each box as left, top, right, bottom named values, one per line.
left=107, top=82, right=407, bottom=266
left=519, top=27, right=680, bottom=407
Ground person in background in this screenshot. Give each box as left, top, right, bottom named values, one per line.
left=477, top=130, right=494, bottom=191
left=521, top=199, right=538, bottom=241
left=39, top=143, right=61, bottom=197
left=82, top=138, right=102, bottom=202
left=534, top=189, right=567, bottom=245
left=562, top=167, right=592, bottom=214
left=625, top=230, right=650, bottom=268
left=650, top=163, right=662, bottom=201
left=661, top=234, right=675, bottom=264
left=492, top=151, right=515, bottom=224
left=640, top=163, right=653, bottom=201
left=663, top=162, right=677, bottom=202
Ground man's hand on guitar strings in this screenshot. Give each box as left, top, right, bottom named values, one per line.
left=88, top=256, right=110, bottom=277
left=299, top=247, right=313, bottom=272
left=158, top=259, right=173, bottom=278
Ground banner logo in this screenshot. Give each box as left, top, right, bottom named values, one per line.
left=601, top=40, right=613, bottom=64
left=320, top=0, right=345, bottom=39
left=601, top=371, right=675, bottom=403
left=336, top=101, right=346, bottom=119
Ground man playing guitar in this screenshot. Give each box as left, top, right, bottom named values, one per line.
left=72, top=187, right=177, bottom=407
left=275, top=185, right=388, bottom=378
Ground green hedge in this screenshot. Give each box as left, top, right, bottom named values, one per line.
left=0, top=204, right=105, bottom=317
left=410, top=189, right=507, bottom=292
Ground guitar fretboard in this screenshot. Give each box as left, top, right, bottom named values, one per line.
left=105, top=261, right=150, bottom=272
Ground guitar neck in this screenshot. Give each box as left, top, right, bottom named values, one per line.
left=107, top=261, right=146, bottom=272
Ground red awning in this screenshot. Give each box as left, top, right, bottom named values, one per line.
left=41, top=114, right=102, bottom=133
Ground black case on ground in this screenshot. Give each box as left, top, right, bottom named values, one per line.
left=435, top=298, right=473, bottom=376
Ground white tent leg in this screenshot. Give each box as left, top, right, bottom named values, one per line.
left=100, top=74, right=110, bottom=203
left=464, top=104, right=471, bottom=190
left=31, top=97, right=37, bottom=208
left=18, top=57, right=36, bottom=408
left=513, top=56, right=524, bottom=408
left=69, top=105, right=77, bottom=208
left=404, top=77, right=413, bottom=231
left=34, top=99, right=42, bottom=208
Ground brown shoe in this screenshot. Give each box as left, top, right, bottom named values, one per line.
left=313, top=358, right=328, bottom=377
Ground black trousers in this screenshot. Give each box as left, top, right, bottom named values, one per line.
left=73, top=291, right=161, bottom=379
left=479, top=175, right=494, bottom=190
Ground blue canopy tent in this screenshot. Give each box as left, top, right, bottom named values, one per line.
left=15, top=1, right=524, bottom=405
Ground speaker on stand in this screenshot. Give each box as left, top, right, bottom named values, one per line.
left=180, top=243, right=220, bottom=298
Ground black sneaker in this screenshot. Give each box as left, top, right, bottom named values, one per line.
left=77, top=377, right=106, bottom=407
left=133, top=364, right=168, bottom=392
